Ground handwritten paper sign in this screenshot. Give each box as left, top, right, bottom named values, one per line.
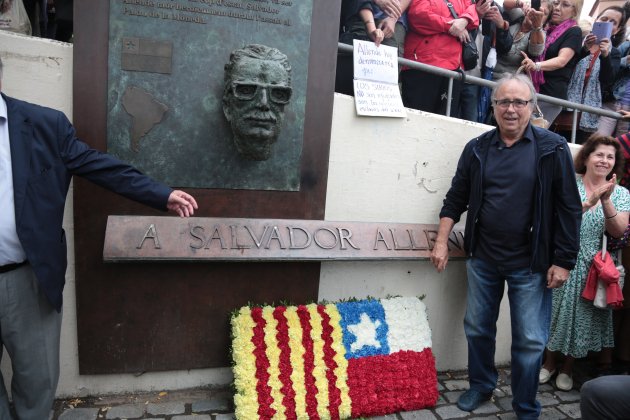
left=354, top=79, right=406, bottom=117
left=353, top=40, right=399, bottom=84
left=353, top=40, right=406, bottom=118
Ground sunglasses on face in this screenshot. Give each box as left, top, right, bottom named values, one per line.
left=231, top=82, right=292, bottom=104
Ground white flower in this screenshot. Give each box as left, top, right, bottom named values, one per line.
left=382, top=297, right=432, bottom=352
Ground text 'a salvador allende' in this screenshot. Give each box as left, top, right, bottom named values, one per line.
left=136, top=223, right=464, bottom=251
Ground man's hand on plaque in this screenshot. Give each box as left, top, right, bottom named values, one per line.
left=167, top=190, right=198, bottom=217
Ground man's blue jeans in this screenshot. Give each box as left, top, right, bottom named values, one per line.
left=465, top=258, right=551, bottom=419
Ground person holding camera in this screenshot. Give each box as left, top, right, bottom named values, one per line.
left=561, top=7, right=627, bottom=144
left=520, top=0, right=583, bottom=125
left=491, top=1, right=550, bottom=80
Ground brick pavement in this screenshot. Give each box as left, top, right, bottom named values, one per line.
left=50, top=365, right=595, bottom=420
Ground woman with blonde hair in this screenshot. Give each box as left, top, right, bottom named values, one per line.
left=521, top=0, right=584, bottom=124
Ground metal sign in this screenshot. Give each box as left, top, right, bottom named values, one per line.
left=104, top=216, right=466, bottom=261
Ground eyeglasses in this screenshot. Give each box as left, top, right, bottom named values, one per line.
left=231, top=82, right=292, bottom=104
left=493, top=99, right=532, bottom=109
left=552, top=1, right=574, bottom=9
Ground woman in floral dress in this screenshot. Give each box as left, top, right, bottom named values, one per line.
left=539, top=135, right=630, bottom=391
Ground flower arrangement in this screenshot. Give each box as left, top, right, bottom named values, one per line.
left=231, top=296, right=438, bottom=419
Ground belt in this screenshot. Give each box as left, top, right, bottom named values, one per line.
left=0, top=261, right=28, bottom=274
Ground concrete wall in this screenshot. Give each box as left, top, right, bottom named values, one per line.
left=0, top=31, right=513, bottom=398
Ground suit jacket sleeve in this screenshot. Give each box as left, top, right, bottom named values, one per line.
left=56, top=112, right=172, bottom=210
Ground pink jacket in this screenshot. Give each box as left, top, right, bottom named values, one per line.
left=404, top=0, right=479, bottom=70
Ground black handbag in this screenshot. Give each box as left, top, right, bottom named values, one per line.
left=443, top=0, right=478, bottom=71
left=462, top=39, right=479, bottom=71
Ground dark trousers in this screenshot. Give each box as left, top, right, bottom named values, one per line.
left=580, top=376, right=630, bottom=419
left=401, top=69, right=462, bottom=118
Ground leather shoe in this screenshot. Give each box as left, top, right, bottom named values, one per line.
left=555, top=373, right=573, bottom=391
left=457, top=389, right=492, bottom=412
left=539, top=367, right=556, bottom=384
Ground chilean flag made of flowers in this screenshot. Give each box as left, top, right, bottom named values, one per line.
left=231, top=296, right=438, bottom=419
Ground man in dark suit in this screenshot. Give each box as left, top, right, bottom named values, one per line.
left=0, top=57, right=198, bottom=419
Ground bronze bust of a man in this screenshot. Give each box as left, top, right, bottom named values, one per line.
left=223, top=44, right=293, bottom=161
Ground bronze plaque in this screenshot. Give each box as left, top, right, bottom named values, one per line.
left=73, top=0, right=338, bottom=374
left=106, top=0, right=313, bottom=191
left=103, top=216, right=467, bottom=261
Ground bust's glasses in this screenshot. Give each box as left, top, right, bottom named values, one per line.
left=493, top=99, right=532, bottom=109
left=231, top=82, right=292, bottom=104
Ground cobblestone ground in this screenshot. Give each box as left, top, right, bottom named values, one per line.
left=52, top=365, right=596, bottom=420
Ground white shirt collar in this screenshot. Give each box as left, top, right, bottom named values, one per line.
left=0, top=92, right=27, bottom=265
left=0, top=94, right=7, bottom=122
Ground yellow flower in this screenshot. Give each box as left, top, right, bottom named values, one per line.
left=307, top=304, right=330, bottom=419
left=285, top=306, right=308, bottom=418
left=231, top=307, right=259, bottom=420
left=262, top=306, right=285, bottom=418
left=325, top=304, right=352, bottom=418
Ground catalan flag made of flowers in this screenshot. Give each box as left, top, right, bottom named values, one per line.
left=231, top=296, right=438, bottom=419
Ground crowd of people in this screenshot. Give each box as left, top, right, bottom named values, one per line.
left=337, top=0, right=630, bottom=143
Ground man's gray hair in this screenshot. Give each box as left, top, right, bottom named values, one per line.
left=0, top=56, right=3, bottom=80
left=491, top=74, right=537, bottom=109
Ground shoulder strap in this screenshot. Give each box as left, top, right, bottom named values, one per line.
left=582, top=50, right=600, bottom=101
left=442, top=0, right=459, bottom=19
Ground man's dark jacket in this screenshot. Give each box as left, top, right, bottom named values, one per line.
left=439, top=125, right=582, bottom=271
left=3, top=94, right=172, bottom=311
